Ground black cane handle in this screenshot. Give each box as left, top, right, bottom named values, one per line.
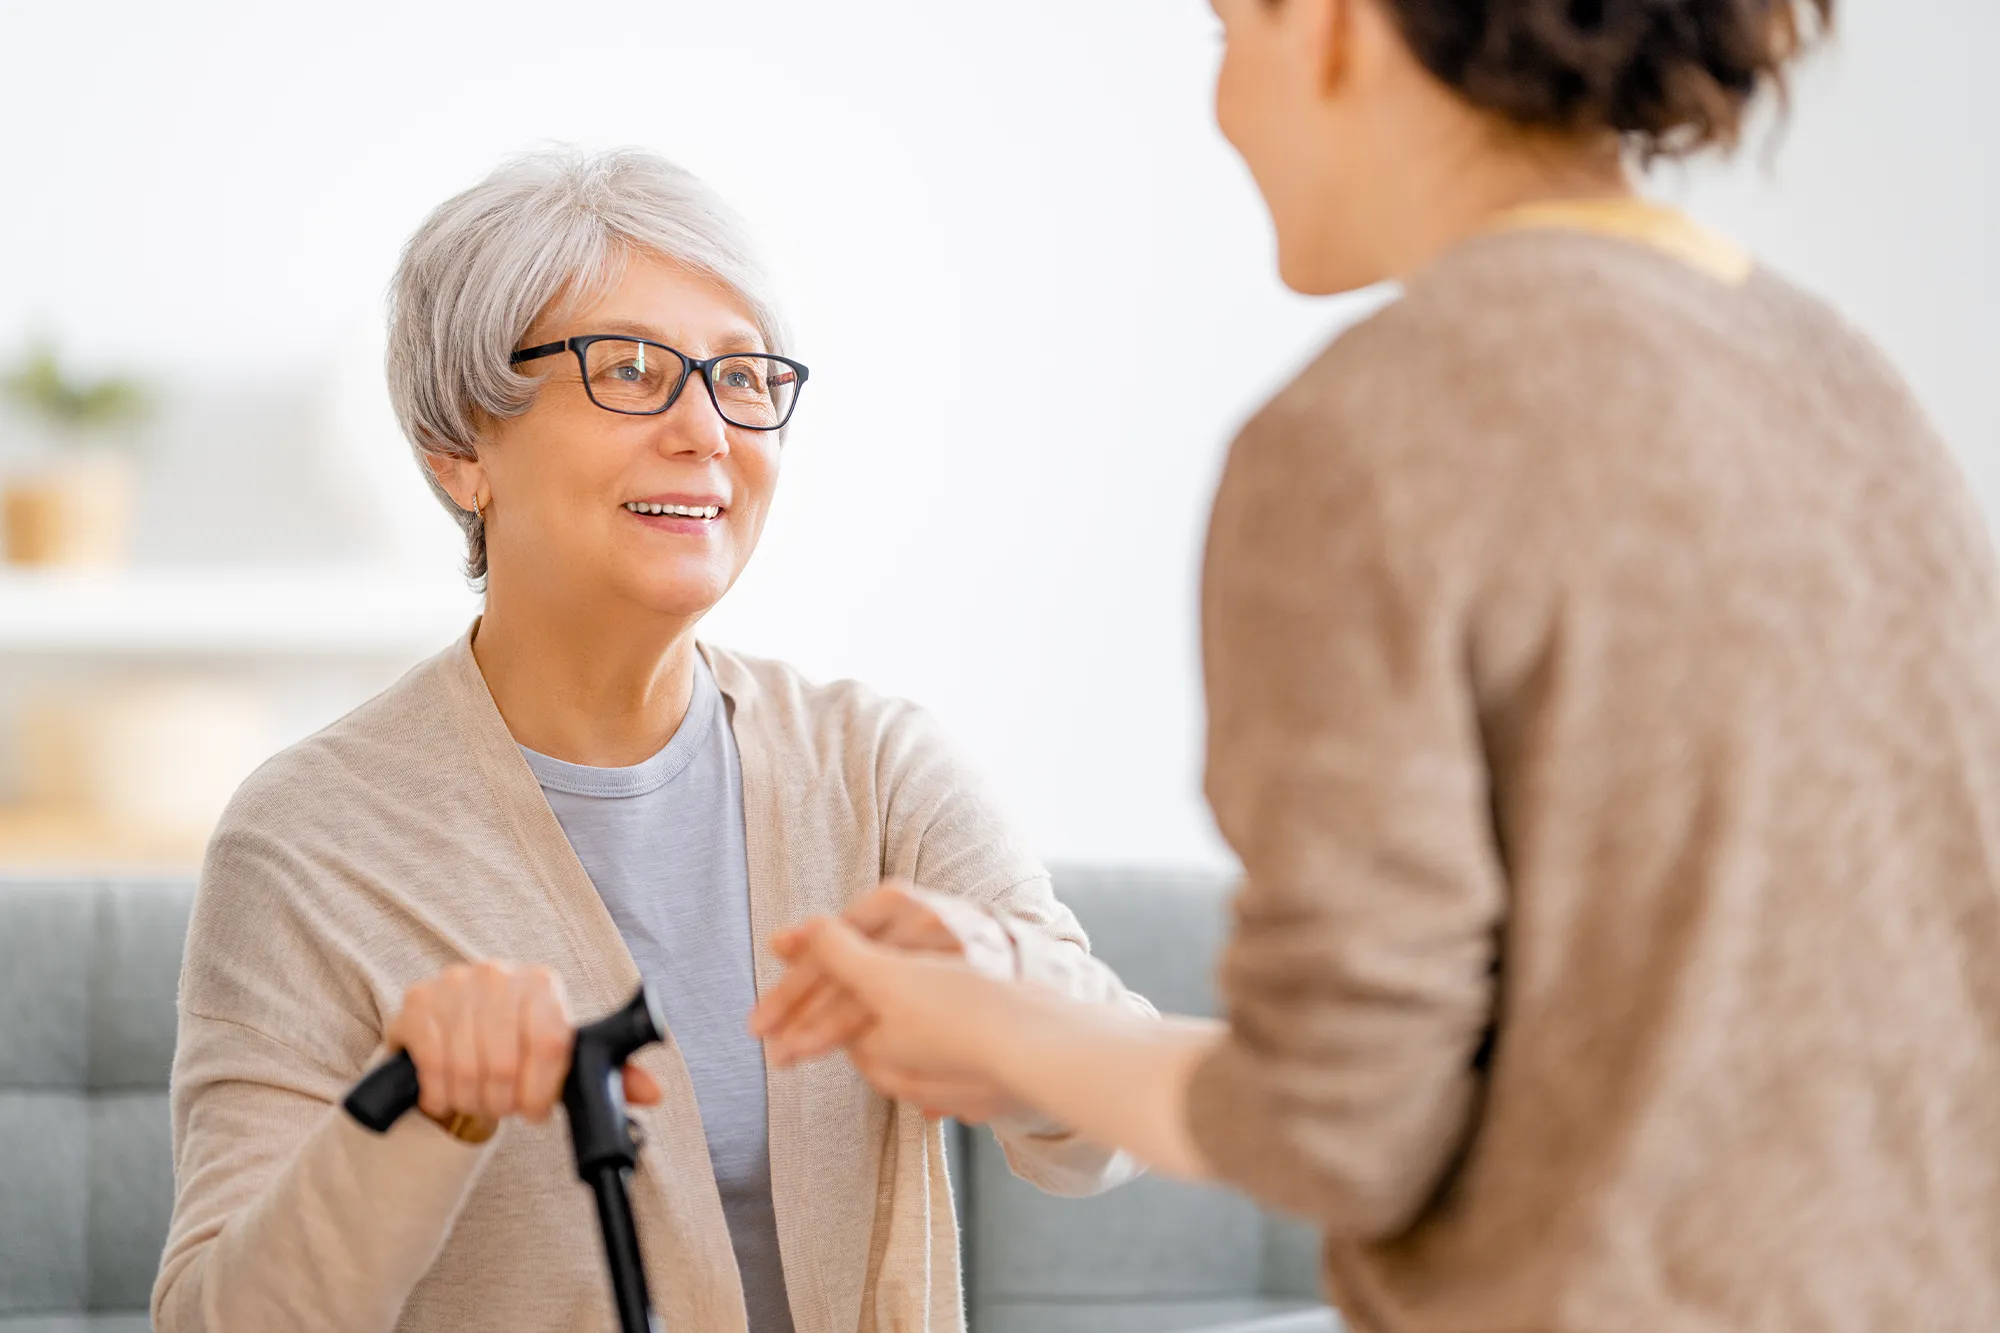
left=343, top=1049, right=421, bottom=1133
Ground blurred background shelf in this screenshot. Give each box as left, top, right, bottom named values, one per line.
left=0, top=566, right=481, bottom=657
left=0, top=567, right=482, bottom=870
left=0, top=805, right=208, bottom=870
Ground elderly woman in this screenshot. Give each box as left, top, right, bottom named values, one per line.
left=152, top=147, right=1147, bottom=1333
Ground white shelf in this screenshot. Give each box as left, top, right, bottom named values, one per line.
left=0, top=567, right=482, bottom=657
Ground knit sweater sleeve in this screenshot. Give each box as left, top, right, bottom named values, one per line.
left=152, top=823, right=495, bottom=1333
left=1183, top=352, right=1508, bottom=1239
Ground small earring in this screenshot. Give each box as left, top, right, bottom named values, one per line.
left=472, top=492, right=484, bottom=522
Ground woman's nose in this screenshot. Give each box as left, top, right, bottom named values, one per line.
left=655, top=387, right=732, bottom=459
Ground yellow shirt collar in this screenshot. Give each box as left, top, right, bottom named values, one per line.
left=1487, top=196, right=1754, bottom=287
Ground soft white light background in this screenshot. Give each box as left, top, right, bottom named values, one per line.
left=1, top=0, right=1993, bottom=866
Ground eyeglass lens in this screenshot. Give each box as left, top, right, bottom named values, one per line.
left=580, top=339, right=799, bottom=428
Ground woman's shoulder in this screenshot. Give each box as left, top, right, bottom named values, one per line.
left=701, top=643, right=1039, bottom=891
left=700, top=642, right=957, bottom=770
left=211, top=637, right=478, bottom=851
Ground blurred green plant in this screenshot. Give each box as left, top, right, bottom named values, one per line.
left=2, top=343, right=152, bottom=440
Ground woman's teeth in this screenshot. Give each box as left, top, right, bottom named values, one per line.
left=625, top=502, right=721, bottom=519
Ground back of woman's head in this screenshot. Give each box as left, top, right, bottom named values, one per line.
left=1380, top=0, right=1834, bottom=157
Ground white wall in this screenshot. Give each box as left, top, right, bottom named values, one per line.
left=2, top=0, right=1993, bottom=867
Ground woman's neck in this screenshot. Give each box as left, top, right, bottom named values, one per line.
left=1384, top=134, right=1633, bottom=280
left=1309, top=80, right=1636, bottom=292
left=471, top=581, right=702, bottom=768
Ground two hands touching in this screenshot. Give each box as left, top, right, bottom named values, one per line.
left=753, top=884, right=1224, bottom=1178
left=751, top=883, right=1042, bottom=1126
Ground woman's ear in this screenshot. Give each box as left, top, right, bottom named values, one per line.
left=1308, top=0, right=1353, bottom=95
left=423, top=446, right=487, bottom=514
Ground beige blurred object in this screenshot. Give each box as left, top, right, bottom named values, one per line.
left=19, top=676, right=272, bottom=840
left=2, top=453, right=139, bottom=566
left=0, top=806, right=209, bottom=870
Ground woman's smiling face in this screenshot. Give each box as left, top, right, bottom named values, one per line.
left=470, top=253, right=784, bottom=621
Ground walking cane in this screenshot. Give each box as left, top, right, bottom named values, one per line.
left=343, top=986, right=667, bottom=1333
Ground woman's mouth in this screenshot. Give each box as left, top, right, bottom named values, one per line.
left=622, top=499, right=726, bottom=536
left=623, top=502, right=722, bottom=520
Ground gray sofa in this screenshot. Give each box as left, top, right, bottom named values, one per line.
left=0, top=867, right=1337, bottom=1333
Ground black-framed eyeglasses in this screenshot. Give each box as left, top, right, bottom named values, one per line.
left=509, top=335, right=809, bottom=431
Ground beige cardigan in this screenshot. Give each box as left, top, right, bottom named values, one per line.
left=154, top=634, right=1145, bottom=1333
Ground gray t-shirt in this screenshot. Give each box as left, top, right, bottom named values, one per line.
left=521, top=659, right=794, bottom=1333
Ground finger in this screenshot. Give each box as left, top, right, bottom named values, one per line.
left=402, top=1006, right=452, bottom=1121
left=771, top=921, right=820, bottom=960
left=477, top=967, right=520, bottom=1119
left=800, top=917, right=896, bottom=1001
left=844, top=883, right=914, bottom=937
left=520, top=974, right=572, bottom=1122
left=860, top=883, right=993, bottom=958
left=446, top=977, right=484, bottom=1115
left=623, top=1064, right=663, bottom=1105
left=770, top=976, right=846, bottom=1048
left=508, top=977, right=540, bottom=1122
left=876, top=907, right=958, bottom=952
left=772, top=988, right=873, bottom=1067
left=749, top=954, right=830, bottom=1039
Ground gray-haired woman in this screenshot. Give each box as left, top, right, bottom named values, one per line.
left=152, top=147, right=1148, bottom=1333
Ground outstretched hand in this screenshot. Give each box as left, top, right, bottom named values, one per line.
left=760, top=902, right=1219, bottom=1175
left=751, top=881, right=1012, bottom=1063
left=752, top=899, right=1033, bottom=1123
left=770, top=916, right=1009, bottom=1059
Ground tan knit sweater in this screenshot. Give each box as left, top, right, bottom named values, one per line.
left=1184, top=206, right=2000, bottom=1332
left=154, top=636, right=1145, bottom=1333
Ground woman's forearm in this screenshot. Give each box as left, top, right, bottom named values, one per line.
left=156, top=1093, right=490, bottom=1333
left=967, top=983, right=1226, bottom=1181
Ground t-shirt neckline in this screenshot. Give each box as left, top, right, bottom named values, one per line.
left=518, top=656, right=720, bottom=799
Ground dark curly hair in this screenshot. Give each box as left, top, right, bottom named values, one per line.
left=1375, top=0, right=1835, bottom=158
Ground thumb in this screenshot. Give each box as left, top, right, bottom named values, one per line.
left=804, top=916, right=893, bottom=999
left=771, top=922, right=813, bottom=960
left=622, top=1064, right=664, bottom=1106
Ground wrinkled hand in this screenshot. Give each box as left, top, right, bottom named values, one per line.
left=386, top=961, right=662, bottom=1138
left=751, top=883, right=1034, bottom=1124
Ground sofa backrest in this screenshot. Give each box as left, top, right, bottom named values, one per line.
left=954, top=865, right=1324, bottom=1333
left=0, top=877, right=191, bottom=1328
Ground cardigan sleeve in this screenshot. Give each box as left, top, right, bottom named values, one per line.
left=879, top=703, right=1153, bottom=1198
left=153, top=825, right=496, bottom=1333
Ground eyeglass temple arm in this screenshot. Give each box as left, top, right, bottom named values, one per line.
left=508, top=340, right=572, bottom=366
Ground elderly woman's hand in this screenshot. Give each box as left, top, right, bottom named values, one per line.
left=386, top=961, right=663, bottom=1138
left=751, top=883, right=1036, bottom=1122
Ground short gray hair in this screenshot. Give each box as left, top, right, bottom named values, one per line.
left=386, top=145, right=789, bottom=582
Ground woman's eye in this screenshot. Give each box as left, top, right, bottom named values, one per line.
left=720, top=369, right=755, bottom=389
left=608, top=363, right=643, bottom=382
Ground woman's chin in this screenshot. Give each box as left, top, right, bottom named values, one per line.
left=615, top=564, right=733, bottom=622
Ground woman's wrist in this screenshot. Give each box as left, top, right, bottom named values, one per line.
left=965, top=974, right=1074, bottom=1100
